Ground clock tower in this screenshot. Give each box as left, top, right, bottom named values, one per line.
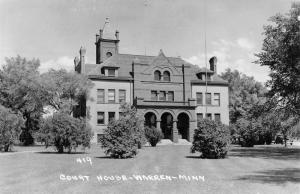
left=95, top=19, right=119, bottom=64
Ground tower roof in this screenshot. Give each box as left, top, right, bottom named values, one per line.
left=102, top=18, right=117, bottom=40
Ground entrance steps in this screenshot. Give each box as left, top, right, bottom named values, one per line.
left=156, top=139, right=192, bottom=146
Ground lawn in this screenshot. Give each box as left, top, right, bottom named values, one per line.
left=0, top=144, right=299, bottom=194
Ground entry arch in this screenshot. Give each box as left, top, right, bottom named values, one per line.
left=177, top=112, right=190, bottom=140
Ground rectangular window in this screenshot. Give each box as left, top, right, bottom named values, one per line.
left=119, top=90, right=126, bottom=103
left=196, top=92, right=203, bottom=105
left=151, top=91, right=158, bottom=101
left=108, top=112, right=115, bottom=122
left=119, top=112, right=125, bottom=118
left=97, top=112, right=104, bottom=124
left=108, top=69, right=115, bottom=76
left=97, top=134, right=104, bottom=143
left=159, top=91, right=166, bottom=101
left=167, top=91, right=174, bottom=101
left=205, top=93, right=212, bottom=105
left=215, top=113, right=221, bottom=122
left=108, top=89, right=115, bottom=103
left=214, top=93, right=220, bottom=106
left=197, top=113, right=203, bottom=126
left=206, top=113, right=212, bottom=120
left=97, top=89, right=104, bottom=103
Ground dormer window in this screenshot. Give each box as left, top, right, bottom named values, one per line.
left=163, top=71, right=170, bottom=81
left=102, top=66, right=119, bottom=77
left=154, top=70, right=161, bottom=81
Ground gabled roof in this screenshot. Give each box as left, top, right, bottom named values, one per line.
left=84, top=51, right=228, bottom=85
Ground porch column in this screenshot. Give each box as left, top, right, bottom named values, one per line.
left=156, top=120, right=161, bottom=132
left=172, top=120, right=178, bottom=143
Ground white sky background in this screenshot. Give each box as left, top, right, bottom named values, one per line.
left=0, top=0, right=294, bottom=83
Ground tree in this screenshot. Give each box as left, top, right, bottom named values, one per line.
left=191, top=119, right=231, bottom=159
left=99, top=103, right=145, bottom=158
left=40, top=69, right=93, bottom=115
left=0, top=56, right=47, bottom=145
left=255, top=2, right=300, bottom=115
left=221, top=68, right=267, bottom=124
left=0, top=105, right=24, bottom=152
left=36, top=112, right=93, bottom=153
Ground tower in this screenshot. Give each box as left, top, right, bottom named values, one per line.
left=95, top=18, right=119, bottom=64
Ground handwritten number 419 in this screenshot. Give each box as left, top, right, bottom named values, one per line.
left=76, top=157, right=92, bottom=166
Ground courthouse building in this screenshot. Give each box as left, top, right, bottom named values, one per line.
left=74, top=23, right=229, bottom=143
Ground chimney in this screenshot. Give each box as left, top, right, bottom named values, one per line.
left=99, top=29, right=103, bottom=39
left=79, top=47, right=86, bottom=74
left=209, top=56, right=217, bottom=74
left=115, top=30, right=119, bottom=40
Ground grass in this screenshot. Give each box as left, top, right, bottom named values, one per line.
left=0, top=144, right=299, bottom=194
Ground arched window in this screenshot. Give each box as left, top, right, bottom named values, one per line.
left=163, top=71, right=170, bottom=81
left=154, top=70, right=161, bottom=81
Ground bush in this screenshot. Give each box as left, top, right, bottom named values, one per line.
left=36, top=112, right=93, bottom=153
left=191, top=119, right=231, bottom=159
left=235, top=118, right=259, bottom=147
left=99, top=103, right=145, bottom=158
left=0, top=105, right=24, bottom=152
left=145, top=127, right=163, bottom=147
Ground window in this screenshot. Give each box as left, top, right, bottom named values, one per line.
left=108, top=69, right=115, bottom=76
left=196, top=92, right=203, bottom=105
left=108, top=112, right=115, bottom=122
left=119, top=90, right=126, bottom=103
left=97, top=89, right=104, bottom=103
left=167, top=91, right=174, bottom=101
left=159, top=91, right=166, bottom=101
left=97, top=112, right=104, bottom=124
left=215, top=114, right=221, bottom=122
left=108, top=89, right=115, bottom=103
left=106, top=52, right=112, bottom=58
left=197, top=113, right=203, bottom=126
left=206, top=113, right=212, bottom=120
left=154, top=70, right=161, bottom=81
left=205, top=93, right=211, bottom=105
left=214, top=93, right=220, bottom=106
left=97, top=134, right=104, bottom=143
left=163, top=71, right=170, bottom=81
left=151, top=91, right=158, bottom=101
left=119, top=112, right=125, bottom=118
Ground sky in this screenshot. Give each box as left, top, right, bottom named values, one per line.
left=0, top=0, right=295, bottom=83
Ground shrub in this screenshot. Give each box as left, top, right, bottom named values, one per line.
left=0, top=105, right=24, bottom=152
left=36, top=112, right=93, bottom=153
left=145, top=127, right=163, bottom=147
left=235, top=118, right=259, bottom=147
left=99, top=103, right=145, bottom=158
left=191, top=119, right=231, bottom=159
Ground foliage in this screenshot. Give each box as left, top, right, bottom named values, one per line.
left=144, top=127, right=163, bottom=147
left=99, top=103, right=145, bottom=158
left=0, top=56, right=46, bottom=145
left=40, top=69, right=93, bottom=115
left=191, top=119, right=231, bottom=159
left=0, top=105, right=24, bottom=152
left=220, top=68, right=267, bottom=124
left=255, top=3, right=300, bottom=115
left=234, top=118, right=260, bottom=147
left=36, top=112, right=93, bottom=153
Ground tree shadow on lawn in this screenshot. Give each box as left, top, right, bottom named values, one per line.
left=35, top=151, right=87, bottom=154
left=228, top=146, right=300, bottom=160
left=236, top=168, right=300, bottom=185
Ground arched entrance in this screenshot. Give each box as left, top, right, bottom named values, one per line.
left=144, top=112, right=157, bottom=128
left=177, top=113, right=189, bottom=140
left=161, top=112, right=173, bottom=139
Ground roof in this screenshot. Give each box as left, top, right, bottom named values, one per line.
left=85, top=51, right=228, bottom=84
